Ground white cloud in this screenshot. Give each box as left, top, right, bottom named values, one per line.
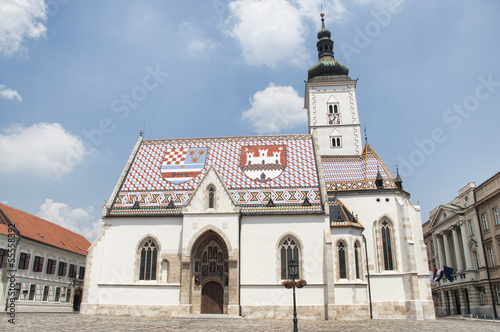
left=0, top=84, right=22, bottom=101
left=242, top=83, right=306, bottom=134
left=0, top=0, right=47, bottom=56
left=227, top=0, right=309, bottom=68
left=38, top=198, right=102, bottom=242
left=295, top=0, right=350, bottom=25
left=226, top=0, right=352, bottom=68
left=0, top=123, right=89, bottom=179
left=179, top=22, right=220, bottom=58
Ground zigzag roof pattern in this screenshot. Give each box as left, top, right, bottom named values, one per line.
left=321, top=144, right=397, bottom=191
left=111, top=135, right=323, bottom=213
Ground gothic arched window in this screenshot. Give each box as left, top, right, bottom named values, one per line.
left=354, top=241, right=361, bottom=279
left=280, top=236, right=300, bottom=280
left=380, top=219, right=395, bottom=270
left=139, top=238, right=158, bottom=280
left=208, top=185, right=215, bottom=209
left=338, top=241, right=347, bottom=279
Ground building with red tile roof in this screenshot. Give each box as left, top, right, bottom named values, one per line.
left=0, top=203, right=91, bottom=312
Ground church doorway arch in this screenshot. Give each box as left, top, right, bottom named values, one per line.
left=192, top=231, right=229, bottom=314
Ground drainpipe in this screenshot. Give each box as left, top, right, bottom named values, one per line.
left=362, top=234, right=373, bottom=319
left=238, top=213, right=242, bottom=317
left=473, top=192, right=498, bottom=318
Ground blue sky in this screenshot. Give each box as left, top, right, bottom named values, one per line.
left=1, top=0, right=499, bottom=241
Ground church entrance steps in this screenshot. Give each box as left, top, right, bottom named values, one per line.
left=173, top=314, right=242, bottom=319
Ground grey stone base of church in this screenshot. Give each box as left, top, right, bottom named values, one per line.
left=81, top=301, right=435, bottom=320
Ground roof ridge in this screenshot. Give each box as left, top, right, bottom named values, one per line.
left=0, top=203, right=89, bottom=239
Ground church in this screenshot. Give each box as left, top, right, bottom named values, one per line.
left=80, top=15, right=434, bottom=320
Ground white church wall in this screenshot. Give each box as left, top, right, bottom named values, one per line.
left=370, top=275, right=405, bottom=301
left=240, top=285, right=324, bottom=305
left=97, top=285, right=180, bottom=305
left=98, top=217, right=183, bottom=285
left=240, top=214, right=327, bottom=286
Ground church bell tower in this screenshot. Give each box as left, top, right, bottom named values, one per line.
left=305, top=13, right=362, bottom=156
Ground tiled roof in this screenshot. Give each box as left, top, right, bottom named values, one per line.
left=321, top=144, right=397, bottom=191
left=328, top=196, right=364, bottom=229
left=0, top=203, right=91, bottom=256
left=111, top=135, right=323, bottom=214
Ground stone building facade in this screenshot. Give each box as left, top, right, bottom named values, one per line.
left=423, top=172, right=500, bottom=318
left=81, top=15, right=434, bottom=320
left=0, top=203, right=91, bottom=312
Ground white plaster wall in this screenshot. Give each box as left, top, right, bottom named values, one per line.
left=99, top=217, right=183, bottom=284
left=370, top=275, right=405, bottom=301
left=240, top=215, right=327, bottom=285
left=334, top=284, right=368, bottom=305
left=97, top=285, right=180, bottom=305
left=83, top=231, right=105, bottom=306
left=240, top=285, right=324, bottom=305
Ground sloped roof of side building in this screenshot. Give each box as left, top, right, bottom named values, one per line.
left=0, top=203, right=91, bottom=256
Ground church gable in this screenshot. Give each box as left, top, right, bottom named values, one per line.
left=108, top=135, right=323, bottom=215
left=183, top=165, right=239, bottom=214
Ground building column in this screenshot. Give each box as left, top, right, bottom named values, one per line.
left=452, top=226, right=464, bottom=271
left=436, top=234, right=445, bottom=269
left=459, top=221, right=473, bottom=270
left=442, top=231, right=452, bottom=268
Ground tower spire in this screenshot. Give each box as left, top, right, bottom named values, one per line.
left=308, top=12, right=349, bottom=81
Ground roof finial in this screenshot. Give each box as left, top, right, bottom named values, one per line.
left=140, top=130, right=143, bottom=137
left=320, top=11, right=325, bottom=30
left=394, top=165, right=403, bottom=189
left=364, top=126, right=368, bottom=145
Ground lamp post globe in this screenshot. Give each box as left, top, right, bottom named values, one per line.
left=288, top=260, right=299, bottom=280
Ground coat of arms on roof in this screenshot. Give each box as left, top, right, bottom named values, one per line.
left=160, top=147, right=208, bottom=184
left=240, top=145, right=287, bottom=183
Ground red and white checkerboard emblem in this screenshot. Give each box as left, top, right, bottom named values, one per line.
left=161, top=147, right=208, bottom=184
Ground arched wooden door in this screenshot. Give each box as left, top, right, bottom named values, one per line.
left=201, top=281, right=223, bottom=314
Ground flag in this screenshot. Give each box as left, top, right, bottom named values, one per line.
left=434, top=269, right=444, bottom=282
left=429, top=271, right=435, bottom=285
left=443, top=265, right=454, bottom=282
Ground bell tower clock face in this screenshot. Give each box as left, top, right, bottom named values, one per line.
left=328, top=113, right=340, bottom=125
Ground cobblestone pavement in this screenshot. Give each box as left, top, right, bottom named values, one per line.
left=1, top=314, right=499, bottom=332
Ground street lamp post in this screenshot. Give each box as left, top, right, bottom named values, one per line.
left=288, top=260, right=299, bottom=332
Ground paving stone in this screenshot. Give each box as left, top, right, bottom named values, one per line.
left=1, top=314, right=499, bottom=332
